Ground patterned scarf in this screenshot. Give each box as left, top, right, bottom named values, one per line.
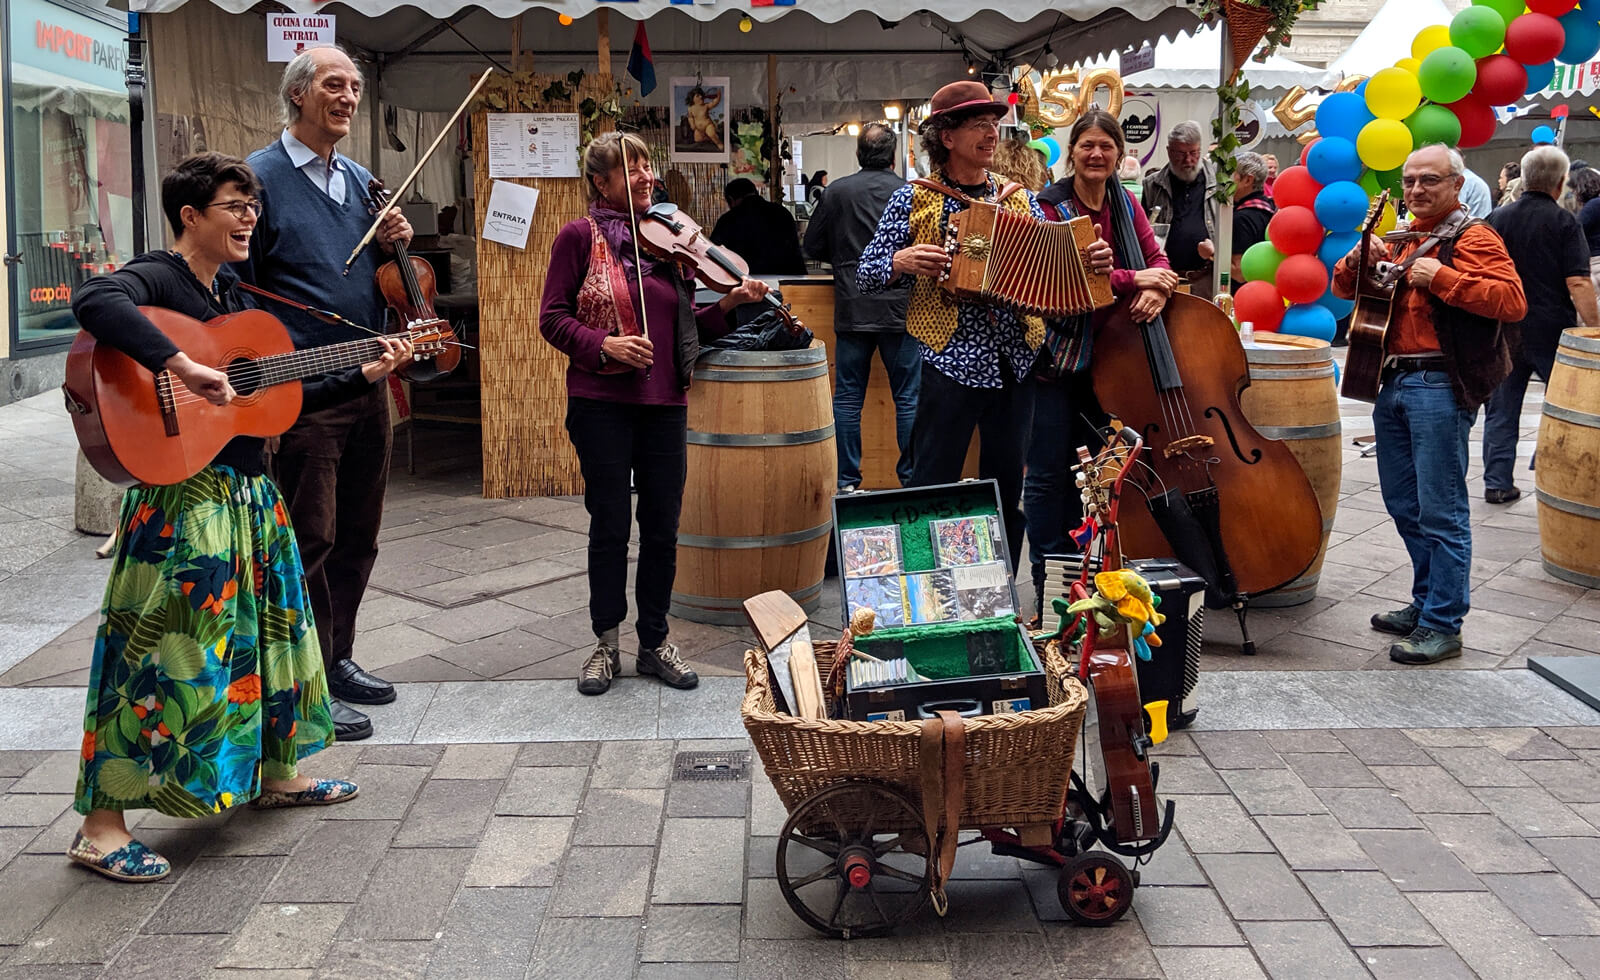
left=1041, top=179, right=1145, bottom=377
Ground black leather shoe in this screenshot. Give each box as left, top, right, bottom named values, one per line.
left=328, top=659, right=396, bottom=705
left=330, top=700, right=373, bottom=742
left=1485, top=487, right=1522, bottom=504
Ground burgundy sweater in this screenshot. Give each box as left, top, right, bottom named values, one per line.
left=540, top=217, right=730, bottom=407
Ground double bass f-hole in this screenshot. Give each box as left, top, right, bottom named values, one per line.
left=1200, top=408, right=1262, bottom=465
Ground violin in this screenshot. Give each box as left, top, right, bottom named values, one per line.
left=637, top=203, right=805, bottom=334
left=367, top=178, right=461, bottom=383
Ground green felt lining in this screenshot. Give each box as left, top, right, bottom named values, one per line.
left=857, top=619, right=1034, bottom=680
left=836, top=485, right=1002, bottom=574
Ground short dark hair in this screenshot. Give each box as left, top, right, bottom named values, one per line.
left=161, top=152, right=260, bottom=238
left=1502, top=161, right=1521, bottom=180
left=1574, top=166, right=1600, bottom=206
left=724, top=178, right=758, bottom=205
left=857, top=123, right=897, bottom=170
left=1065, top=109, right=1127, bottom=177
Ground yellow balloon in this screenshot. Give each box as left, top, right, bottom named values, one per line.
left=1395, top=57, right=1422, bottom=75
left=1366, top=67, right=1423, bottom=121
left=1412, top=25, right=1452, bottom=62
left=1375, top=201, right=1398, bottom=237
left=1357, top=117, right=1414, bottom=172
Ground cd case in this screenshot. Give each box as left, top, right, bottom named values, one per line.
left=930, top=516, right=1003, bottom=568
left=839, top=524, right=904, bottom=577
left=953, top=561, right=1015, bottom=619
left=844, top=574, right=907, bottom=627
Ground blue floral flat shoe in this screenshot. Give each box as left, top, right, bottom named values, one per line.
left=250, top=778, right=359, bottom=810
left=66, top=832, right=171, bottom=883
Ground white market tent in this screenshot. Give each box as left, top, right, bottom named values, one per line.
left=1329, top=0, right=1455, bottom=79
left=1120, top=23, right=1339, bottom=92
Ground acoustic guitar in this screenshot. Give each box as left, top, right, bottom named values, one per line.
left=1340, top=190, right=1396, bottom=403
left=63, top=307, right=448, bottom=487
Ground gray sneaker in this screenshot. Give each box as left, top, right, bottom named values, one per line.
left=637, top=641, right=699, bottom=689
left=1370, top=606, right=1420, bottom=636
left=577, top=643, right=621, bottom=695
left=1389, top=627, right=1463, bottom=665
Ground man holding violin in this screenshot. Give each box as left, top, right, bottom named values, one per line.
left=238, top=46, right=414, bottom=740
left=858, top=80, right=1114, bottom=571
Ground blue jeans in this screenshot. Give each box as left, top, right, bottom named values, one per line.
left=1023, top=371, right=1105, bottom=608
left=1373, top=369, right=1478, bottom=634
left=833, top=331, right=921, bottom=489
left=1481, top=342, right=1555, bottom=492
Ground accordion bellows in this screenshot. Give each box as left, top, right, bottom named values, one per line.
left=944, top=202, right=1116, bottom=318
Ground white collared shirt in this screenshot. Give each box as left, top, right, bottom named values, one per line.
left=280, top=130, right=346, bottom=204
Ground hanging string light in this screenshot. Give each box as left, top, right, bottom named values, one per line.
left=558, top=13, right=573, bottom=26
left=739, top=14, right=753, bottom=32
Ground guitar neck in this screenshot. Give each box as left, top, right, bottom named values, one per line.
left=244, top=337, right=389, bottom=388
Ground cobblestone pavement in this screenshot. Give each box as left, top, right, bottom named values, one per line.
left=0, top=728, right=1598, bottom=977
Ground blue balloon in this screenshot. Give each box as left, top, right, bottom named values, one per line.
left=1306, top=137, right=1364, bottom=185
left=1526, top=60, right=1556, bottom=96
left=1560, top=8, right=1600, bottom=65
left=1040, top=137, right=1062, bottom=168
left=1319, top=231, right=1362, bottom=270
left=1316, top=92, right=1375, bottom=143
left=1356, top=79, right=1369, bottom=98
left=1314, top=181, right=1371, bottom=232
left=1317, top=290, right=1355, bottom=320
left=1280, top=303, right=1338, bottom=342
left=1533, top=125, right=1557, bottom=145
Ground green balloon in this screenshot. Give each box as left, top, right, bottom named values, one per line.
left=1405, top=103, right=1464, bottom=148
left=1450, top=6, right=1506, bottom=59
left=1473, top=0, right=1526, bottom=25
left=1240, top=240, right=1287, bottom=283
left=1418, top=46, right=1478, bottom=105
left=1377, top=165, right=1405, bottom=196
left=1359, top=169, right=1382, bottom=196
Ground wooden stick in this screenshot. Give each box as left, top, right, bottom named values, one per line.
left=767, top=54, right=780, bottom=202
left=596, top=9, right=610, bottom=75
left=342, top=67, right=496, bottom=275
left=510, top=16, right=522, bottom=72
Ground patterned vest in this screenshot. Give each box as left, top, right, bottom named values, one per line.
left=905, top=176, right=1046, bottom=353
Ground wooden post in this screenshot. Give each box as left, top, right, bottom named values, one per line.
left=768, top=54, right=781, bottom=202
left=510, top=15, right=523, bottom=72
left=597, top=9, right=610, bottom=74
left=1213, top=18, right=1234, bottom=301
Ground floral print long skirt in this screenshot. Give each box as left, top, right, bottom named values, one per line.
left=74, top=465, right=335, bottom=817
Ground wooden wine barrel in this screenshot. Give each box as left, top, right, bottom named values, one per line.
left=1238, top=335, right=1341, bottom=607
left=671, top=341, right=838, bottom=625
left=1536, top=328, right=1600, bottom=589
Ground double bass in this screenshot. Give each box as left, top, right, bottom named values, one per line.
left=1090, top=290, right=1324, bottom=649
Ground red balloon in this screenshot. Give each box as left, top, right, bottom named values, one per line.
left=1235, top=280, right=1287, bottom=332
left=1298, top=139, right=1318, bottom=168
left=1447, top=96, right=1497, bottom=149
left=1505, top=13, right=1567, bottom=66
left=1276, top=254, right=1331, bottom=305
left=1272, top=166, right=1323, bottom=210
left=1268, top=206, right=1326, bottom=256
left=1473, top=54, right=1529, bottom=107
left=1527, top=0, right=1578, bottom=15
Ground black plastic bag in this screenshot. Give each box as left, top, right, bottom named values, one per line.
left=701, top=307, right=814, bottom=353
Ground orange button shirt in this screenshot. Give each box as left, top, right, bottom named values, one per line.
left=1332, top=207, right=1527, bottom=355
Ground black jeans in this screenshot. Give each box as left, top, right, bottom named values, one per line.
left=565, top=397, right=687, bottom=651
left=908, top=361, right=1035, bottom=572
left=1023, top=371, right=1107, bottom=608
left=271, top=386, right=392, bottom=669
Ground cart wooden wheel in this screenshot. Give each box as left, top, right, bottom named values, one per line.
left=1057, top=851, right=1135, bottom=926
left=775, top=781, right=935, bottom=939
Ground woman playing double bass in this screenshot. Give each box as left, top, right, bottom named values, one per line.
left=1025, top=110, right=1179, bottom=621
left=65, top=153, right=412, bottom=882
left=539, top=132, right=769, bottom=697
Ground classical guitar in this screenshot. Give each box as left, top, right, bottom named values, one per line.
left=1340, top=190, right=1396, bottom=403
left=1070, top=428, right=1172, bottom=848
left=63, top=307, right=447, bottom=487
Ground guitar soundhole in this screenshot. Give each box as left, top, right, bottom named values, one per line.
left=225, top=357, right=262, bottom=398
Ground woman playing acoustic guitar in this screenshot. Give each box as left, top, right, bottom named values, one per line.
left=64, top=152, right=412, bottom=882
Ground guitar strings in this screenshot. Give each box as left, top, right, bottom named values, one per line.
left=160, top=333, right=444, bottom=408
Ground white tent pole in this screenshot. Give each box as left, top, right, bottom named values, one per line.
left=1213, top=18, right=1234, bottom=300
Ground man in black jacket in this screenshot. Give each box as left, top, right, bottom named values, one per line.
left=802, top=123, right=917, bottom=488
left=710, top=178, right=807, bottom=276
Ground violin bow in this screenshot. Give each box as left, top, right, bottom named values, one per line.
left=341, top=67, right=496, bottom=276
left=624, top=154, right=653, bottom=381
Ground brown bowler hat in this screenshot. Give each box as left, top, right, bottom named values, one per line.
left=926, top=80, right=1007, bottom=121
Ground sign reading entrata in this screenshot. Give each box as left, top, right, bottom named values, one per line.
left=267, top=14, right=336, bottom=63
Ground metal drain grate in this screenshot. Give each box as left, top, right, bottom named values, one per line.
left=672, top=750, right=751, bottom=781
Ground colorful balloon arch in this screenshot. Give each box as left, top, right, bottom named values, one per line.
left=1238, top=0, right=1600, bottom=343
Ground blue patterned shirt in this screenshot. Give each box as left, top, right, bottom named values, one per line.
left=856, top=179, right=1046, bottom=389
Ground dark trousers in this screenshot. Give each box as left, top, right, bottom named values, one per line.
left=909, top=361, right=1035, bottom=572
left=272, top=386, right=392, bottom=669
left=1023, top=371, right=1106, bottom=609
left=565, top=397, right=687, bottom=651
left=1482, top=338, right=1557, bottom=492
left=833, top=331, right=921, bottom=489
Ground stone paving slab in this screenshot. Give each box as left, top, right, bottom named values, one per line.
left=0, top=728, right=1594, bottom=975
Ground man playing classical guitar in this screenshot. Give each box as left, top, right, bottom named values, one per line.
left=1332, top=145, right=1525, bottom=665
left=239, top=47, right=414, bottom=740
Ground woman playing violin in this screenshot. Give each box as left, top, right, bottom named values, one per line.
left=65, top=152, right=413, bottom=882
left=1026, top=110, right=1178, bottom=622
left=540, top=132, right=769, bottom=697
